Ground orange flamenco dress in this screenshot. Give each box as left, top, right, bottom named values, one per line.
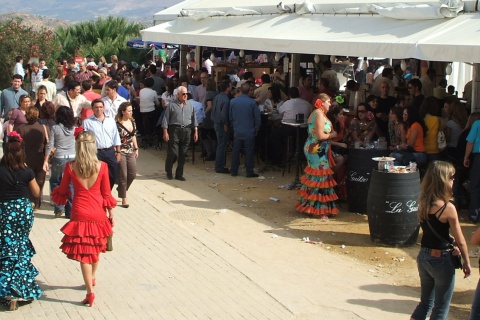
left=52, top=162, right=115, bottom=264
left=296, top=111, right=339, bottom=217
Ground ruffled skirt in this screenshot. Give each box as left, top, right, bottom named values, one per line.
left=60, top=219, right=113, bottom=264
left=296, top=165, right=339, bottom=216
left=0, top=198, right=43, bottom=305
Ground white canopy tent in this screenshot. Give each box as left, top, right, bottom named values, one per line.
left=143, top=0, right=480, bottom=109
left=144, top=0, right=480, bottom=63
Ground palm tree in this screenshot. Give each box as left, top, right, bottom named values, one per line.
left=55, top=16, right=145, bottom=59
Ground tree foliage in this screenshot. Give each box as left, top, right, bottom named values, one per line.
left=55, top=16, right=145, bottom=60
left=0, top=18, right=59, bottom=89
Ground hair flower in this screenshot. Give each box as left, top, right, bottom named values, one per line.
left=74, top=126, right=85, bottom=139
left=7, top=131, right=23, bottom=142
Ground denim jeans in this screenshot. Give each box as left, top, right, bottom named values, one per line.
left=50, top=156, right=74, bottom=218
left=469, top=279, right=480, bottom=320
left=411, top=248, right=456, bottom=320
left=391, top=151, right=427, bottom=167
left=469, top=154, right=480, bottom=222
left=214, top=123, right=229, bottom=172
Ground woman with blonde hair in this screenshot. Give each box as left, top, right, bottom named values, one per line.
left=411, top=161, right=471, bottom=320
left=52, top=129, right=115, bottom=307
left=296, top=93, right=339, bottom=219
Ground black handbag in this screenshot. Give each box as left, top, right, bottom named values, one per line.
left=424, top=203, right=462, bottom=269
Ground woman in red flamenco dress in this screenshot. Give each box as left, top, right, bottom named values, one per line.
left=296, top=94, right=339, bottom=220
left=52, top=129, right=115, bottom=307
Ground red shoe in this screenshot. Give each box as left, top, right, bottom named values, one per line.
left=82, top=293, right=95, bottom=307
left=92, top=278, right=96, bottom=286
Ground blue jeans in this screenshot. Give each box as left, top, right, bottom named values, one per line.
left=231, top=135, right=255, bottom=176
left=469, top=154, right=480, bottom=222
left=50, top=156, right=74, bottom=217
left=214, top=123, right=229, bottom=172
left=470, top=279, right=480, bottom=319
left=391, top=151, right=427, bottom=167
left=411, top=248, right=456, bottom=320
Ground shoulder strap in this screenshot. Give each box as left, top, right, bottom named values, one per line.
left=436, top=203, right=448, bottom=219
left=424, top=204, right=453, bottom=248
left=43, top=125, right=49, bottom=144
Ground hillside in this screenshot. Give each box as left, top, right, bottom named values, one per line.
left=0, top=11, right=70, bottom=30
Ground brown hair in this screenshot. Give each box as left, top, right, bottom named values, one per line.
left=0, top=134, right=26, bottom=170
left=25, top=107, right=39, bottom=124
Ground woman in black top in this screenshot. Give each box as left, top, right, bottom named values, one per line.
left=411, top=161, right=471, bottom=320
left=0, top=131, right=43, bottom=311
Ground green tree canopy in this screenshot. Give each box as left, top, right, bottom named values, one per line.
left=0, top=18, right=59, bottom=89
left=55, top=16, right=145, bottom=61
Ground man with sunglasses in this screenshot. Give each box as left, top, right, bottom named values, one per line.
left=162, top=86, right=198, bottom=181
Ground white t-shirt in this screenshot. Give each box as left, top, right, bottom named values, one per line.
left=161, top=92, right=174, bottom=108
left=204, top=59, right=213, bottom=74
left=139, top=88, right=159, bottom=113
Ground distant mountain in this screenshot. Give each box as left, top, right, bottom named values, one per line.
left=0, top=0, right=178, bottom=23
left=0, top=11, right=71, bottom=30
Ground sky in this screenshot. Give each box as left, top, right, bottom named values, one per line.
left=0, top=0, right=180, bottom=22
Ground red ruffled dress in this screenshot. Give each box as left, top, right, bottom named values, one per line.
left=52, top=162, right=115, bottom=264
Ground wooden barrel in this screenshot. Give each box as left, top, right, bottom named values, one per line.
left=346, top=149, right=389, bottom=214
left=367, top=170, right=421, bottom=247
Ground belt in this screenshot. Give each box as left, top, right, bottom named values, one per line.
left=54, top=154, right=76, bottom=159
left=170, top=124, right=190, bottom=129
left=97, top=147, right=113, bottom=151
left=421, top=247, right=450, bottom=257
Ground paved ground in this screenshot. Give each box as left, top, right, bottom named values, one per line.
left=1, top=146, right=421, bottom=319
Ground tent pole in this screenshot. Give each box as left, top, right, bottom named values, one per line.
left=195, top=46, right=201, bottom=71
left=290, top=54, right=300, bottom=89
left=472, top=63, right=480, bottom=113
left=179, top=45, right=188, bottom=77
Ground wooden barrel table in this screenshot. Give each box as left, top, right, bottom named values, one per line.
left=367, top=170, right=421, bottom=247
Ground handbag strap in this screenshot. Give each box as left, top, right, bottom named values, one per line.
left=424, top=203, right=453, bottom=248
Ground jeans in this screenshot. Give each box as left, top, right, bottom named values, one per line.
left=469, top=154, right=480, bottom=222
left=411, top=248, right=456, bottom=320
left=231, top=135, right=255, bottom=176
left=50, top=156, right=74, bottom=217
left=391, top=151, right=427, bottom=167
left=214, top=123, right=229, bottom=172
left=470, top=279, right=480, bottom=319
left=97, top=148, right=118, bottom=190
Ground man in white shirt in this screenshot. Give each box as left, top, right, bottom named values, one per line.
left=52, top=80, right=88, bottom=118
left=13, top=55, right=25, bottom=79
left=321, top=60, right=340, bottom=94
left=30, top=62, right=43, bottom=94
left=34, top=69, right=57, bottom=101
left=203, top=56, right=214, bottom=75
left=193, top=72, right=208, bottom=104
left=102, top=80, right=127, bottom=118
left=83, top=99, right=121, bottom=190
left=278, top=87, right=313, bottom=122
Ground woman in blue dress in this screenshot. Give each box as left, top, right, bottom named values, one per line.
left=0, top=131, right=43, bottom=310
left=296, top=94, right=339, bottom=219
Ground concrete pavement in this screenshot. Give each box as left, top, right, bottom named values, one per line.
left=1, top=147, right=418, bottom=319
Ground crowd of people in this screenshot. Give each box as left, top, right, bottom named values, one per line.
left=1, top=52, right=480, bottom=318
